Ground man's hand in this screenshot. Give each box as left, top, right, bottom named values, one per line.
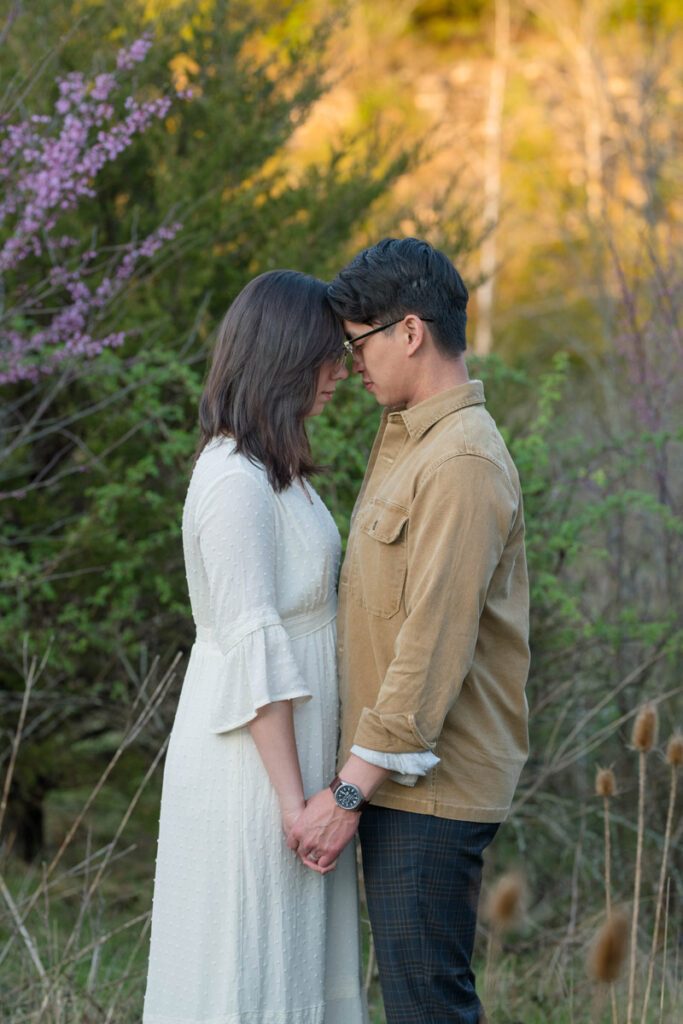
left=287, top=788, right=360, bottom=871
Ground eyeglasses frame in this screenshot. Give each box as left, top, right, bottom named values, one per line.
left=341, top=316, right=434, bottom=358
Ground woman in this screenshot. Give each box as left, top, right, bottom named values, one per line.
left=143, top=271, right=368, bottom=1024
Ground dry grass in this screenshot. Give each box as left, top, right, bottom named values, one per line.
left=479, top=698, right=681, bottom=1024
left=1, top=654, right=680, bottom=1024
left=0, top=647, right=180, bottom=1023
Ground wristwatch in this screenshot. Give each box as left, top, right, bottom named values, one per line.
left=330, top=774, right=369, bottom=812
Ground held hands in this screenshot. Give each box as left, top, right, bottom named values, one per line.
left=286, top=787, right=360, bottom=874
left=285, top=759, right=388, bottom=873
left=280, top=796, right=336, bottom=875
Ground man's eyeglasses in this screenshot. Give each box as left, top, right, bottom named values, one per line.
left=342, top=316, right=434, bottom=357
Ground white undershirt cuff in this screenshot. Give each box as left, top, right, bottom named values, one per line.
left=351, top=745, right=440, bottom=788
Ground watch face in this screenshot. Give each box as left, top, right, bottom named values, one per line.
left=335, top=783, right=362, bottom=810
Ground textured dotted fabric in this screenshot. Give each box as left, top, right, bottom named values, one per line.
left=143, top=438, right=368, bottom=1024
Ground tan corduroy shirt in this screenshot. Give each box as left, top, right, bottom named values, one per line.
left=338, top=380, right=530, bottom=822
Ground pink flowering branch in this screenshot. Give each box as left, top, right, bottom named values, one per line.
left=0, top=34, right=183, bottom=385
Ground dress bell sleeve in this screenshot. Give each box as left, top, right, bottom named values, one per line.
left=194, top=466, right=313, bottom=734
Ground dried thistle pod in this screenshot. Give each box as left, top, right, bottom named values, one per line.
left=666, top=733, right=683, bottom=766
left=589, top=910, right=629, bottom=983
left=595, top=767, right=616, bottom=797
left=631, top=703, right=658, bottom=752
left=485, top=870, right=526, bottom=932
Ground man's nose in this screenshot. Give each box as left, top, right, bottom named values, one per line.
left=351, top=349, right=364, bottom=373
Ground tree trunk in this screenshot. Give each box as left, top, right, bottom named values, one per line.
left=475, top=0, right=510, bottom=356
left=6, top=787, right=47, bottom=862
left=576, top=3, right=604, bottom=224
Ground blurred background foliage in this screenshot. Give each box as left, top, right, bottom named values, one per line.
left=0, top=0, right=681, bottom=1020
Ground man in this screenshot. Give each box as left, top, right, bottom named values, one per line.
left=288, top=238, right=530, bottom=1023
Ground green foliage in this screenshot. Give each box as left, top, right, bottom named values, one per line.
left=409, top=0, right=490, bottom=46
left=0, top=0, right=405, bottom=647
left=606, top=0, right=683, bottom=30
left=0, top=0, right=412, bottom=854
left=468, top=349, right=681, bottom=842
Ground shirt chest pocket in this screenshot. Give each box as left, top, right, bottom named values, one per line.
left=352, top=501, right=409, bottom=619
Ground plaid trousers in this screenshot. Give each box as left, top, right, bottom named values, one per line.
left=358, top=805, right=499, bottom=1024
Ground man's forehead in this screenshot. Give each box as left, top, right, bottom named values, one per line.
left=343, top=319, right=369, bottom=334
left=342, top=320, right=371, bottom=341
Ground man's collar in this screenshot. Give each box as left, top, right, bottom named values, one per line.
left=386, top=380, right=486, bottom=440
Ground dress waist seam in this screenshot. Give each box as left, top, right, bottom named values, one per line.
left=195, top=596, right=336, bottom=649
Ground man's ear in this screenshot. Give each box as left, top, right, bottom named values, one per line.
left=404, top=314, right=426, bottom=357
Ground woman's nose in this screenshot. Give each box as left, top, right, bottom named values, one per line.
left=332, top=360, right=350, bottom=380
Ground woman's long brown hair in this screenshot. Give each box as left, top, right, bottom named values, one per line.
left=196, top=270, right=345, bottom=491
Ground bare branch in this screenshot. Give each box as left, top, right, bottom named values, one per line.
left=0, top=641, right=51, bottom=835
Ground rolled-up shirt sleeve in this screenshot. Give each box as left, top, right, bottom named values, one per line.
left=353, top=454, right=519, bottom=753
left=195, top=468, right=312, bottom=733
left=351, top=744, right=440, bottom=787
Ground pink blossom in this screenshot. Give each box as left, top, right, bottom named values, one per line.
left=116, top=35, right=153, bottom=71
left=0, top=38, right=182, bottom=386
left=91, top=73, right=116, bottom=100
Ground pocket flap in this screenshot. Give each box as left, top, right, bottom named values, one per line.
left=360, top=502, right=408, bottom=544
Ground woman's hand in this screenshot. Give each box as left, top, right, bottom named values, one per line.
left=280, top=800, right=306, bottom=836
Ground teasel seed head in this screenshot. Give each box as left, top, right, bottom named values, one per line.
left=595, top=766, right=616, bottom=798
left=589, top=910, right=629, bottom=982
left=666, top=733, right=683, bottom=767
left=485, top=870, right=526, bottom=931
left=631, top=703, right=658, bottom=752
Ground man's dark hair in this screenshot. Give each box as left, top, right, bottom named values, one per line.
left=328, top=237, right=469, bottom=356
left=196, top=270, right=344, bottom=490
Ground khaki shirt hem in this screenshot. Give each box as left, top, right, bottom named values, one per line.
left=368, top=790, right=508, bottom=823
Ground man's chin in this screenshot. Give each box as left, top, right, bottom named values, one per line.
left=363, top=382, right=383, bottom=404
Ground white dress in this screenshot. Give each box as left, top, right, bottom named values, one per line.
left=143, top=437, right=368, bottom=1024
